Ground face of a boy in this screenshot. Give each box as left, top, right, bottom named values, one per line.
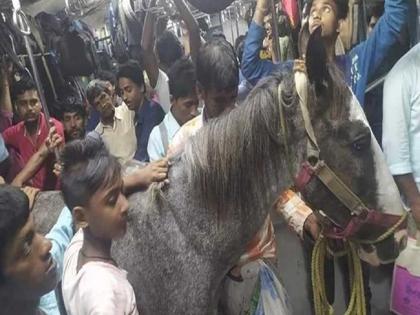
left=118, top=77, right=145, bottom=112
left=172, top=93, right=200, bottom=126
left=16, top=89, right=42, bottom=124
left=85, top=178, right=129, bottom=240
left=308, top=0, right=340, bottom=38
left=202, top=87, right=238, bottom=120
left=2, top=214, right=57, bottom=299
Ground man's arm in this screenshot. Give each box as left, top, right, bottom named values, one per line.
left=382, top=53, right=418, bottom=222
left=274, top=189, right=319, bottom=239
left=241, top=0, right=280, bottom=86
left=11, top=126, right=62, bottom=187
left=350, top=0, right=408, bottom=84
left=173, top=0, right=201, bottom=62
left=123, top=158, right=168, bottom=194
left=141, top=0, right=160, bottom=88
left=0, top=63, right=13, bottom=132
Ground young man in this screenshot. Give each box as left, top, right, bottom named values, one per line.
left=169, top=38, right=239, bottom=155
left=86, top=79, right=137, bottom=165
left=383, top=44, right=420, bottom=226
left=242, top=0, right=409, bottom=106
left=147, top=58, right=199, bottom=161
left=61, top=138, right=138, bottom=315
left=117, top=61, right=165, bottom=162
left=2, top=79, right=64, bottom=190
left=0, top=185, right=73, bottom=315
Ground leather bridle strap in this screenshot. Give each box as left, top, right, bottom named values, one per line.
left=315, top=162, right=367, bottom=216
left=293, top=70, right=368, bottom=217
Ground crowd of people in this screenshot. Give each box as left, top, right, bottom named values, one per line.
left=0, top=0, right=419, bottom=313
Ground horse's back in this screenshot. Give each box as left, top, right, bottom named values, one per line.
left=33, top=190, right=66, bottom=234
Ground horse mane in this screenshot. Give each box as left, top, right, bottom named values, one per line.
left=182, top=61, right=352, bottom=219
left=183, top=72, right=302, bottom=218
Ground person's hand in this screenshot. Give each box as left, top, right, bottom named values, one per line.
left=303, top=213, right=321, bottom=240
left=53, top=162, right=63, bottom=178
left=0, top=59, right=13, bottom=86
left=135, top=158, right=169, bottom=187
left=21, top=186, right=40, bottom=210
left=256, top=0, right=270, bottom=16
left=44, top=123, right=63, bottom=155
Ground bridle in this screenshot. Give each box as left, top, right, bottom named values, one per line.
left=278, top=70, right=407, bottom=242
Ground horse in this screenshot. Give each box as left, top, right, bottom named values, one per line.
left=32, top=30, right=407, bottom=314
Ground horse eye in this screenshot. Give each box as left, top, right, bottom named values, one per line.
left=352, top=138, right=369, bottom=152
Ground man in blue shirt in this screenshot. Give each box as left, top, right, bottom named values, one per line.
left=241, top=0, right=409, bottom=107
left=116, top=61, right=165, bottom=162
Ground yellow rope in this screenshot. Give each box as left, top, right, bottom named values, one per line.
left=357, top=212, right=408, bottom=245
left=312, top=237, right=367, bottom=315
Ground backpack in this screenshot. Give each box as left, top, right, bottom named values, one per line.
left=58, top=20, right=99, bottom=76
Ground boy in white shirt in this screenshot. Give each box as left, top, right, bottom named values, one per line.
left=61, top=137, right=138, bottom=315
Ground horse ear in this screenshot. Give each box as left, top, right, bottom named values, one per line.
left=305, top=27, right=328, bottom=91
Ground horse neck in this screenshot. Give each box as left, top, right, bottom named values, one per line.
left=183, top=95, right=305, bottom=220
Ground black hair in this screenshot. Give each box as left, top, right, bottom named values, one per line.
left=61, top=102, right=87, bottom=120
left=85, top=80, right=110, bottom=107
left=307, top=0, right=349, bottom=20
left=196, top=37, right=239, bottom=92
left=0, top=185, right=30, bottom=283
left=116, top=60, right=145, bottom=88
left=96, top=70, right=116, bottom=86
left=168, top=58, right=196, bottom=100
left=60, top=137, right=121, bottom=211
left=10, top=78, right=37, bottom=103
left=155, top=31, right=183, bottom=69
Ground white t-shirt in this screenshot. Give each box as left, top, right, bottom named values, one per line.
left=62, top=230, right=139, bottom=315
left=154, top=69, right=171, bottom=113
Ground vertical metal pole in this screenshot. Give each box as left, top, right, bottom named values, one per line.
left=229, top=8, right=235, bottom=44
left=235, top=3, right=240, bottom=39
left=270, top=0, right=281, bottom=63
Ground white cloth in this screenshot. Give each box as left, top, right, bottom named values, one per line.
left=154, top=69, right=171, bottom=113
left=95, top=103, right=137, bottom=165
left=62, top=230, right=139, bottom=315
left=383, top=44, right=420, bottom=189
left=147, top=110, right=181, bottom=161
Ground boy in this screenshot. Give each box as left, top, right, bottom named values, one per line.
left=0, top=185, right=73, bottom=315
left=61, top=137, right=138, bottom=314
left=147, top=58, right=199, bottom=161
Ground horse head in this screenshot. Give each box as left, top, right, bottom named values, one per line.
left=296, top=27, right=407, bottom=266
